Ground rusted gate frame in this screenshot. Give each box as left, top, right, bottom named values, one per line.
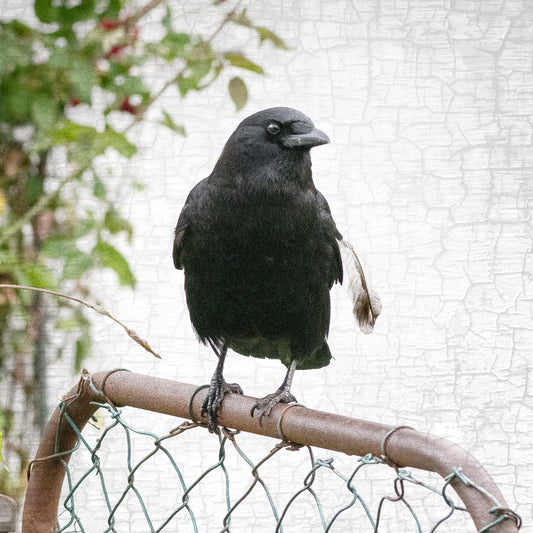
left=22, top=370, right=520, bottom=532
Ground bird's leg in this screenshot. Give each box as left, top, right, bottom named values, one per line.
left=201, top=343, right=243, bottom=433
left=251, top=360, right=298, bottom=425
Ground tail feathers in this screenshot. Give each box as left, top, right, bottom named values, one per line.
left=340, top=239, right=382, bottom=334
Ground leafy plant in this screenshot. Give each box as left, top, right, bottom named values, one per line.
left=0, top=0, right=287, bottom=499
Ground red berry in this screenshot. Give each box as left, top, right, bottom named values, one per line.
left=110, top=45, right=121, bottom=55
left=69, top=97, right=81, bottom=107
left=120, top=98, right=137, bottom=115
left=100, top=19, right=120, bottom=30
left=106, top=44, right=127, bottom=59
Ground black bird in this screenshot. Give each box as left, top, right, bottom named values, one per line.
left=173, top=107, right=379, bottom=432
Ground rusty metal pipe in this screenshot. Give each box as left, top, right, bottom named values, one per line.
left=22, top=370, right=519, bottom=533
left=22, top=371, right=107, bottom=533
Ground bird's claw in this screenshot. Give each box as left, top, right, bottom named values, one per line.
left=201, top=380, right=243, bottom=433
left=250, top=389, right=297, bottom=426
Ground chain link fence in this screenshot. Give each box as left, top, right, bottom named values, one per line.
left=22, top=370, right=522, bottom=532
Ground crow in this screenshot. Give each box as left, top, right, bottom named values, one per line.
left=173, top=107, right=380, bottom=432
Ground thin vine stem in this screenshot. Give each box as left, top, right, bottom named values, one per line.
left=0, top=284, right=161, bottom=359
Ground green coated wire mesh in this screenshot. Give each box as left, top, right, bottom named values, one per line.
left=46, top=398, right=519, bottom=533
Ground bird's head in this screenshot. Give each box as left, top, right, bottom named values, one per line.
left=235, top=107, right=330, bottom=150
left=213, top=107, right=329, bottom=183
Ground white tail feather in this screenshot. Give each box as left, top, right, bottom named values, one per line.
left=340, top=239, right=382, bottom=334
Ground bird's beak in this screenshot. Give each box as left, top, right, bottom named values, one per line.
left=281, top=127, right=330, bottom=149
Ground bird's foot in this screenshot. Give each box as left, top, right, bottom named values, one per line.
left=250, top=389, right=297, bottom=426
left=201, top=379, right=243, bottom=433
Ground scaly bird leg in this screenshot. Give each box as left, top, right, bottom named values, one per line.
left=251, top=360, right=298, bottom=425
left=202, top=343, right=243, bottom=433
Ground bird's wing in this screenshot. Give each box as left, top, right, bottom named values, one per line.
left=316, top=191, right=343, bottom=286
left=316, top=191, right=381, bottom=334
left=172, top=178, right=208, bottom=270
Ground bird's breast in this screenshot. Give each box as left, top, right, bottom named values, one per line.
left=186, top=186, right=327, bottom=286
left=182, top=182, right=334, bottom=359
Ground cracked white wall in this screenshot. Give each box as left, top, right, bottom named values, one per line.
left=7, top=0, right=531, bottom=530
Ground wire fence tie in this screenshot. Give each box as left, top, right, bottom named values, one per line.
left=397, top=468, right=415, bottom=482
left=487, top=507, right=523, bottom=530
left=380, top=425, right=414, bottom=468
left=26, top=442, right=82, bottom=481
left=444, top=467, right=522, bottom=529
left=99, top=368, right=131, bottom=407
left=446, top=467, right=502, bottom=507
left=276, top=402, right=306, bottom=443
left=188, top=384, right=210, bottom=427
left=360, top=453, right=382, bottom=465
left=168, top=420, right=200, bottom=437
left=315, top=457, right=335, bottom=468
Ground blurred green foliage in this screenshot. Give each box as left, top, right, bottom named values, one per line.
left=0, top=0, right=287, bottom=499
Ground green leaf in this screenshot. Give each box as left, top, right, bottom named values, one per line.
left=187, top=41, right=215, bottom=62
left=188, top=58, right=212, bottom=81
left=2, top=80, right=35, bottom=124
left=228, top=11, right=288, bottom=49
left=99, top=0, right=121, bottom=20
left=63, top=250, right=93, bottom=279
left=55, top=317, right=82, bottom=331
left=104, top=207, right=133, bottom=239
left=48, top=46, right=71, bottom=69
left=160, top=31, right=191, bottom=61
left=70, top=58, right=98, bottom=102
left=92, top=170, right=107, bottom=200
left=177, top=75, right=198, bottom=96
left=0, top=22, right=35, bottom=75
left=51, top=121, right=102, bottom=161
left=93, top=240, right=136, bottom=287
left=161, top=111, right=186, bottom=136
left=73, top=217, right=97, bottom=238
left=75, top=330, right=90, bottom=373
left=34, top=0, right=97, bottom=26
left=231, top=8, right=253, bottom=28
left=2, top=19, right=36, bottom=39
left=100, top=126, right=137, bottom=158
left=51, top=120, right=98, bottom=144
left=224, top=52, right=264, bottom=74
left=0, top=430, right=4, bottom=464
left=18, top=263, right=58, bottom=290
left=63, top=1, right=96, bottom=24
left=161, top=5, right=172, bottom=31
left=42, top=235, right=77, bottom=259
left=26, top=173, right=45, bottom=205
left=255, top=27, right=289, bottom=49
left=121, top=75, right=145, bottom=96
left=228, top=76, right=247, bottom=111
left=52, top=121, right=136, bottom=159
left=34, top=0, right=59, bottom=24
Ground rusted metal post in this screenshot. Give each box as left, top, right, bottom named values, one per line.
left=22, top=371, right=104, bottom=533
left=22, top=370, right=519, bottom=533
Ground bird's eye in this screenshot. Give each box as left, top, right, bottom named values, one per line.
left=266, top=122, right=280, bottom=135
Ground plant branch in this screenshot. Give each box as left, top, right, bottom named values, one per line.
left=124, top=1, right=242, bottom=132
left=0, top=1, right=165, bottom=247
left=0, top=1, right=245, bottom=245
left=0, top=165, right=85, bottom=247
left=205, top=2, right=243, bottom=45
left=0, top=284, right=161, bottom=359
left=129, top=0, right=165, bottom=23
